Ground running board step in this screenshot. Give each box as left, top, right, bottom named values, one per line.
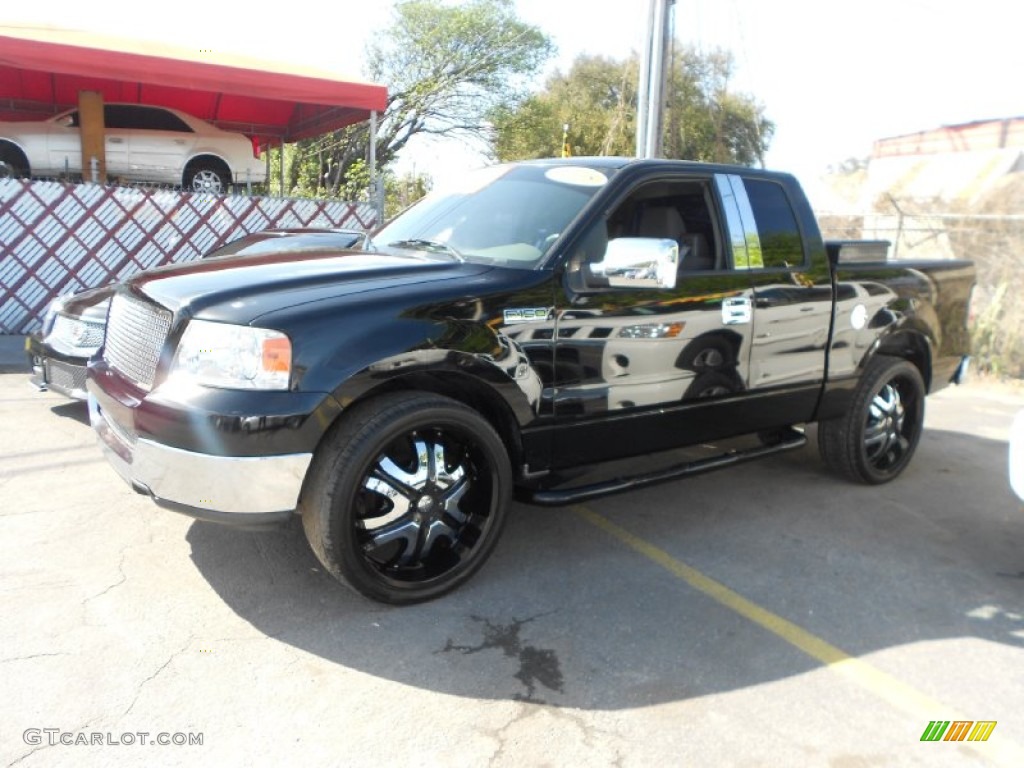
left=524, top=432, right=807, bottom=507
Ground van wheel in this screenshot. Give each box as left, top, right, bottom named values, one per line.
left=818, top=355, right=925, bottom=484
left=300, top=392, right=512, bottom=604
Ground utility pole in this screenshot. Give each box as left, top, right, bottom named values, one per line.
left=636, top=0, right=675, bottom=158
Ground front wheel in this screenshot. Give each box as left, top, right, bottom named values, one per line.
left=300, top=392, right=512, bottom=604
left=818, top=355, right=925, bottom=484
left=0, top=146, right=29, bottom=179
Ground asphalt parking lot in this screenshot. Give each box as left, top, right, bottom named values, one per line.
left=1, top=335, right=1023, bottom=767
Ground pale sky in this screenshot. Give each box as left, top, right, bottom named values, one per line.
left=5, top=0, right=1022, bottom=188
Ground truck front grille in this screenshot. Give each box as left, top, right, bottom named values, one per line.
left=46, top=359, right=88, bottom=395
left=103, top=294, right=172, bottom=391
left=51, top=313, right=106, bottom=352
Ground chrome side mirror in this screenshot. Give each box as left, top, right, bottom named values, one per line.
left=590, top=237, right=678, bottom=290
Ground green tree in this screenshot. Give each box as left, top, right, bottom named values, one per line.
left=663, top=48, right=773, bottom=166
left=491, top=55, right=638, bottom=160
left=286, top=0, right=553, bottom=199
left=385, top=170, right=433, bottom=219
left=490, top=47, right=773, bottom=166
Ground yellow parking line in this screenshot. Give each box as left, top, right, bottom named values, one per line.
left=574, top=505, right=1023, bottom=764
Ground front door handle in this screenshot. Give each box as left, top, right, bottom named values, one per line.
left=722, top=297, right=752, bottom=326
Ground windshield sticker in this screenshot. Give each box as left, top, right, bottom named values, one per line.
left=544, top=167, right=608, bottom=187
left=503, top=307, right=554, bottom=324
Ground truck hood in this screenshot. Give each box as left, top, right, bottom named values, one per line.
left=128, top=249, right=492, bottom=324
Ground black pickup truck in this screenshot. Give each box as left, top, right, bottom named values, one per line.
left=86, top=157, right=974, bottom=603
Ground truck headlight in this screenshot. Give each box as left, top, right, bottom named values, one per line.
left=171, top=320, right=291, bottom=390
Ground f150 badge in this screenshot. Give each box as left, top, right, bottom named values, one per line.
left=503, top=307, right=554, bottom=324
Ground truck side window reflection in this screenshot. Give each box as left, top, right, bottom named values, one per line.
left=742, top=179, right=806, bottom=269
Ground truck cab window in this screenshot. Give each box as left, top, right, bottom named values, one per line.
left=742, top=179, right=806, bottom=269
left=577, top=179, right=721, bottom=281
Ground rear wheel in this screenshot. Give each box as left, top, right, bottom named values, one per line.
left=300, top=392, right=512, bottom=604
left=818, top=355, right=925, bottom=484
left=183, top=162, right=229, bottom=194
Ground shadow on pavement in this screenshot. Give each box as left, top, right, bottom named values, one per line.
left=185, top=425, right=1024, bottom=709
left=50, top=400, right=90, bottom=426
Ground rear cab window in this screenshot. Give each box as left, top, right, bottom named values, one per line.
left=742, top=178, right=806, bottom=269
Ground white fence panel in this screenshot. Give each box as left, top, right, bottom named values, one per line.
left=0, top=179, right=376, bottom=333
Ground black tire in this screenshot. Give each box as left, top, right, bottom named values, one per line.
left=818, top=355, right=925, bottom=484
left=0, top=145, right=29, bottom=179
left=183, top=162, right=229, bottom=194
left=300, top=392, right=512, bottom=604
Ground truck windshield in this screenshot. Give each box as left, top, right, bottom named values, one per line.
left=368, top=164, right=611, bottom=269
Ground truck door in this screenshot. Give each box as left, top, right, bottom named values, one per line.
left=715, top=174, right=830, bottom=423
left=548, top=172, right=758, bottom=468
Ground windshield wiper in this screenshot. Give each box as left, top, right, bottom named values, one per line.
left=387, top=239, right=464, bottom=263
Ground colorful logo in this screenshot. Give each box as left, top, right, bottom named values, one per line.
left=921, top=721, right=997, bottom=742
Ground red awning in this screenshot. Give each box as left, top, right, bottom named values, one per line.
left=0, top=25, right=388, bottom=143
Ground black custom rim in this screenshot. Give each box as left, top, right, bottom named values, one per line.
left=353, top=426, right=498, bottom=587
left=863, top=373, right=919, bottom=473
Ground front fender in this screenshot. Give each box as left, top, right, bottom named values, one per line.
left=281, top=306, right=544, bottom=426
left=329, top=326, right=544, bottom=429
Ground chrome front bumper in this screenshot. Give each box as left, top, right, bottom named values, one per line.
left=88, top=394, right=313, bottom=522
left=31, top=357, right=90, bottom=400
